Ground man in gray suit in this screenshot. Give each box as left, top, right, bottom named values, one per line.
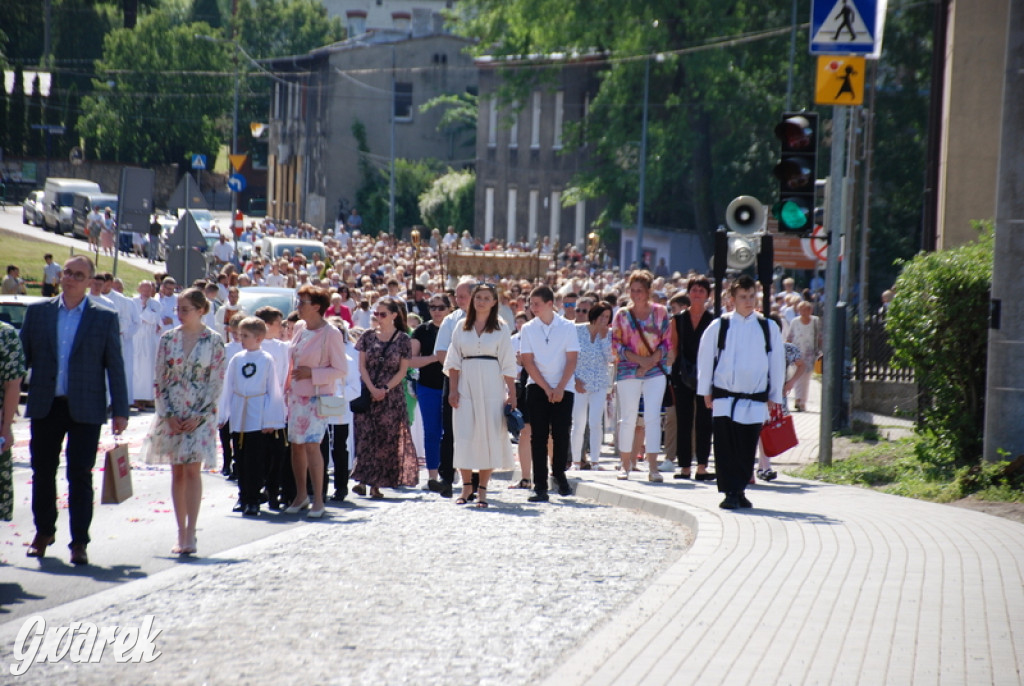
left=20, top=255, right=130, bottom=565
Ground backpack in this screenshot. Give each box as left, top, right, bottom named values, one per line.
left=711, top=312, right=772, bottom=405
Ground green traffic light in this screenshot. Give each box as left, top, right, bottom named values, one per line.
left=773, top=199, right=811, bottom=232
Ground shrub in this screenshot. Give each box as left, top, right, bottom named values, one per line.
left=885, top=221, right=992, bottom=466
left=419, top=169, right=475, bottom=234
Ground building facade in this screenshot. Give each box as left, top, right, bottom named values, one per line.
left=473, top=57, right=605, bottom=250
left=265, top=28, right=476, bottom=229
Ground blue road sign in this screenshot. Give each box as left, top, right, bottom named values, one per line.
left=227, top=174, right=247, bottom=193
left=810, top=0, right=887, bottom=58
left=191, top=154, right=207, bottom=170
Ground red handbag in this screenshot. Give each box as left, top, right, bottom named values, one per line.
left=761, top=405, right=798, bottom=457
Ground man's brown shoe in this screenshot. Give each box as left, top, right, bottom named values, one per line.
left=26, top=533, right=55, bottom=558
left=69, top=543, right=89, bottom=566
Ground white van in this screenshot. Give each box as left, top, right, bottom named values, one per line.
left=42, top=178, right=102, bottom=234
left=260, top=237, right=327, bottom=262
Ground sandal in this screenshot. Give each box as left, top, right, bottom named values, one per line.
left=353, top=483, right=366, bottom=497
left=508, top=478, right=532, bottom=490
left=456, top=484, right=474, bottom=505
left=475, top=487, right=489, bottom=508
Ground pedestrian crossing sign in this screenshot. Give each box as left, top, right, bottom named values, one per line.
left=815, top=56, right=866, bottom=105
left=810, top=0, right=887, bottom=58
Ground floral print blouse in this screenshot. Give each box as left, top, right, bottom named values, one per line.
left=611, top=304, right=671, bottom=381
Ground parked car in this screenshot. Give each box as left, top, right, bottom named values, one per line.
left=235, top=286, right=298, bottom=319
left=41, top=178, right=102, bottom=234
left=22, top=190, right=44, bottom=226
left=0, top=295, right=48, bottom=330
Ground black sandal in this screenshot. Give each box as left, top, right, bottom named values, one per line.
left=475, top=487, right=489, bottom=508
left=456, top=485, right=474, bottom=505
left=508, top=478, right=532, bottom=490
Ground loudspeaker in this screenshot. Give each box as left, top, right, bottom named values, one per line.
left=725, top=196, right=765, bottom=235
left=727, top=235, right=757, bottom=270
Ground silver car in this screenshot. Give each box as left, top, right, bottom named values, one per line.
left=22, top=190, right=44, bottom=226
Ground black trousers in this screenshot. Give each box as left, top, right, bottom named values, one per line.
left=268, top=428, right=293, bottom=503
left=219, top=424, right=236, bottom=474
left=234, top=431, right=271, bottom=506
left=29, top=397, right=103, bottom=545
left=320, top=424, right=350, bottom=498
left=526, top=385, right=574, bottom=496
left=674, top=384, right=713, bottom=468
left=439, top=378, right=455, bottom=485
left=712, top=416, right=762, bottom=495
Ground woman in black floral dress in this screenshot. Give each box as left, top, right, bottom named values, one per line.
left=0, top=321, right=26, bottom=521
left=351, top=297, right=418, bottom=498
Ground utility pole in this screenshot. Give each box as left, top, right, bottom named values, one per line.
left=635, top=56, right=650, bottom=269
left=983, top=0, right=1024, bottom=462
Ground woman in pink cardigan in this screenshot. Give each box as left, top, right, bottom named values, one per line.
left=285, top=285, right=348, bottom=518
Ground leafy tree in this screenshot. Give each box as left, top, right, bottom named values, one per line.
left=27, top=75, right=44, bottom=157
left=78, top=12, right=231, bottom=164
left=458, top=0, right=811, bottom=234
left=419, top=92, right=478, bottom=152
left=188, top=0, right=223, bottom=28
left=8, top=65, right=26, bottom=156
left=0, top=66, right=8, bottom=154
left=233, top=0, right=345, bottom=59
left=886, top=221, right=992, bottom=466
left=419, top=169, right=476, bottom=233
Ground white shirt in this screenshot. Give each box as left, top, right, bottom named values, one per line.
left=434, top=309, right=467, bottom=353
left=696, top=312, right=785, bottom=425
left=218, top=349, right=286, bottom=432
left=157, top=294, right=179, bottom=333
left=519, top=314, right=580, bottom=388
left=265, top=273, right=286, bottom=287
left=261, top=338, right=290, bottom=393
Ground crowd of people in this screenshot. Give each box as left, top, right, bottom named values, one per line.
left=1, top=217, right=833, bottom=564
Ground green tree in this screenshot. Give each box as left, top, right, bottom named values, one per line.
left=419, top=169, right=476, bottom=233
left=419, top=92, right=478, bottom=152
left=188, top=0, right=223, bottom=28
left=459, top=0, right=810, bottom=234
left=0, top=66, right=8, bottom=154
left=8, top=65, right=26, bottom=156
left=233, top=0, right=345, bottom=59
left=27, top=75, right=44, bottom=158
left=78, top=12, right=231, bottom=164
left=886, top=221, right=992, bottom=466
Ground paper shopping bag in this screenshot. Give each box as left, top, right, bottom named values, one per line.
left=101, top=443, right=133, bottom=504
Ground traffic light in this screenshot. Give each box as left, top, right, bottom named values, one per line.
left=772, top=112, right=818, bottom=234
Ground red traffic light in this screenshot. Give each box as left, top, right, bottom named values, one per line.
left=774, top=115, right=815, bottom=151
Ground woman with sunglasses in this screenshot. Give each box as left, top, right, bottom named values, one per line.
left=443, top=284, right=518, bottom=508
left=409, top=294, right=451, bottom=489
left=351, top=297, right=418, bottom=499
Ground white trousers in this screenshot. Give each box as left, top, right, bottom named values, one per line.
left=571, top=389, right=606, bottom=464
left=616, top=375, right=666, bottom=454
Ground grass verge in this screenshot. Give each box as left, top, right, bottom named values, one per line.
left=0, top=228, right=155, bottom=293
left=793, top=434, right=1024, bottom=504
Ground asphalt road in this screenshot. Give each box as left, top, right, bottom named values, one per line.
left=0, top=204, right=312, bottom=623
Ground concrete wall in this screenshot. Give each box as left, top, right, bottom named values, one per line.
left=852, top=380, right=918, bottom=418
left=936, top=0, right=1009, bottom=247
left=1, top=157, right=181, bottom=208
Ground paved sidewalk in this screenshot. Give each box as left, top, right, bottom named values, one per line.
left=544, top=383, right=1024, bottom=685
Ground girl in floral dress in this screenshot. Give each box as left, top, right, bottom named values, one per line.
left=144, top=288, right=226, bottom=555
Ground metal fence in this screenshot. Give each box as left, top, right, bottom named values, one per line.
left=851, top=313, right=915, bottom=382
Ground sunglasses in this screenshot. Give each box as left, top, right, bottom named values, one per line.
left=429, top=305, right=448, bottom=311
left=373, top=310, right=392, bottom=318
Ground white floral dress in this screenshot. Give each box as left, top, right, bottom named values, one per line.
left=143, top=327, right=226, bottom=467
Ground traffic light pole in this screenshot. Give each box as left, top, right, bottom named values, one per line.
left=819, top=105, right=848, bottom=466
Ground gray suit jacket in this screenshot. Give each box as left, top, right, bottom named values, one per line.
left=20, top=296, right=130, bottom=425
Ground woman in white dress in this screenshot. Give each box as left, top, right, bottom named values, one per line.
left=443, top=283, right=518, bottom=508
left=132, top=280, right=162, bottom=406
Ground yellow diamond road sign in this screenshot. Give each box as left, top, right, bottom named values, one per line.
left=815, top=55, right=866, bottom=106
left=229, top=154, right=248, bottom=172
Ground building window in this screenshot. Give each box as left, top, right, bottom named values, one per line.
left=487, top=96, right=497, bottom=148
left=484, top=187, right=495, bottom=240
left=553, top=90, right=564, bottom=149
left=392, top=12, right=411, bottom=31
left=530, top=91, right=541, bottom=149
left=394, top=82, right=413, bottom=121
left=346, top=11, right=366, bottom=37
left=507, top=188, right=517, bottom=244
left=508, top=101, right=519, bottom=149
